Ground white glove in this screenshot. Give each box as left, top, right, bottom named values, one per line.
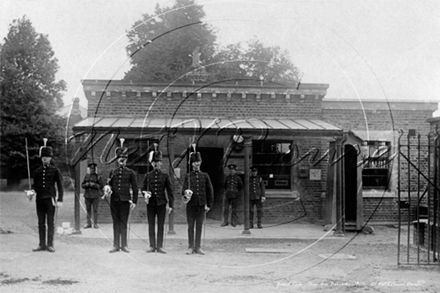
left=204, top=205, right=210, bottom=212
left=129, top=200, right=136, bottom=210
left=143, top=191, right=152, bottom=204
left=166, top=205, right=172, bottom=214
left=261, top=196, right=266, bottom=203
left=57, top=202, right=63, bottom=208
left=25, top=190, right=36, bottom=201
left=182, top=189, right=193, bottom=204
left=102, top=185, right=112, bottom=199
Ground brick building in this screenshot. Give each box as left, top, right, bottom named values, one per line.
left=71, top=79, right=438, bottom=229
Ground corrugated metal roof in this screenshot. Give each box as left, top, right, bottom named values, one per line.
left=73, top=117, right=342, bottom=136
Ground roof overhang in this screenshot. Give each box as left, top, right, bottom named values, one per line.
left=73, top=117, right=343, bottom=138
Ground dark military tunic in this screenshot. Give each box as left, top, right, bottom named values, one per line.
left=182, top=171, right=214, bottom=208
left=33, top=165, right=64, bottom=201
left=32, top=164, right=64, bottom=249
left=142, top=169, right=174, bottom=249
left=249, top=175, right=265, bottom=200
left=82, top=173, right=104, bottom=199
left=142, top=169, right=174, bottom=208
left=222, top=173, right=243, bottom=225
left=108, top=167, right=138, bottom=203
left=81, top=172, right=103, bottom=227
left=182, top=170, right=214, bottom=250
left=223, top=174, right=243, bottom=199
left=249, top=174, right=265, bottom=225
left=108, top=166, right=138, bottom=249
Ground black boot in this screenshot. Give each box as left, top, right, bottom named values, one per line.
left=250, top=222, right=254, bottom=229
left=257, top=220, right=262, bottom=229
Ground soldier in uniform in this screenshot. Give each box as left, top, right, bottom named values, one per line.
left=249, top=166, right=266, bottom=229
left=81, top=163, right=103, bottom=229
left=221, top=164, right=243, bottom=227
left=182, top=152, right=214, bottom=255
left=26, top=141, right=64, bottom=253
left=105, top=144, right=138, bottom=253
left=142, top=148, right=174, bottom=254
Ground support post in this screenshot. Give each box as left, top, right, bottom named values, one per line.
left=334, top=137, right=345, bottom=237
left=242, top=136, right=251, bottom=235
left=73, top=135, right=82, bottom=234
left=168, top=135, right=176, bottom=234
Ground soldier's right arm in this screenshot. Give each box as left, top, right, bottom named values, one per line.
left=81, top=174, right=89, bottom=189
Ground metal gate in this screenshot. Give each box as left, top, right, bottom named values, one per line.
left=397, top=129, right=439, bottom=265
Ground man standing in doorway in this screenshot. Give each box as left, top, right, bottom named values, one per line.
left=105, top=142, right=138, bottom=253
left=182, top=151, right=214, bottom=255
left=26, top=140, right=64, bottom=253
left=221, top=164, right=243, bottom=227
left=249, top=166, right=266, bottom=229
left=142, top=147, right=174, bottom=254
left=81, top=163, right=103, bottom=229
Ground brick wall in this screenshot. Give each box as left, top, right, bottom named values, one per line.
left=323, top=99, right=437, bottom=223
left=84, top=80, right=326, bottom=120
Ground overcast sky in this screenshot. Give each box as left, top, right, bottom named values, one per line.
left=1, top=0, right=439, bottom=115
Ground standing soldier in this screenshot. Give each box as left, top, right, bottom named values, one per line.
left=26, top=139, right=64, bottom=253
left=104, top=140, right=138, bottom=253
left=142, top=146, right=174, bottom=254
left=221, top=164, right=243, bottom=227
left=81, top=163, right=103, bottom=229
left=249, top=166, right=266, bottom=229
left=182, top=151, right=214, bottom=255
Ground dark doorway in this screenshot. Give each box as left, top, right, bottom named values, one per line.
left=344, top=145, right=358, bottom=223
left=198, top=147, right=224, bottom=220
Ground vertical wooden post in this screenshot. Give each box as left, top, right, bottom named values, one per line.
left=73, top=135, right=82, bottom=234
left=334, top=137, right=345, bottom=237
left=242, top=136, right=251, bottom=235
left=168, top=135, right=176, bottom=234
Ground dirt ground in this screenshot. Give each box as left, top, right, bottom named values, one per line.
left=1, top=191, right=439, bottom=293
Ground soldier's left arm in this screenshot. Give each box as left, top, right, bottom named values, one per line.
left=130, top=169, right=139, bottom=204
left=260, top=177, right=266, bottom=196
left=205, top=173, right=214, bottom=208
left=55, top=168, right=64, bottom=202
left=237, top=175, right=243, bottom=191
left=165, top=173, right=174, bottom=208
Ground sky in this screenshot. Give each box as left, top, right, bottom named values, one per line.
left=1, top=0, right=439, bottom=116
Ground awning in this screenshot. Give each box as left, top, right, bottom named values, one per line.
left=73, top=117, right=342, bottom=137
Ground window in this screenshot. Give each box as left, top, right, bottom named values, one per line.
left=361, top=141, right=391, bottom=190
left=252, top=141, right=292, bottom=189
left=126, top=139, right=154, bottom=180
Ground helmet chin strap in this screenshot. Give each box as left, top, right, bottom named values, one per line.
left=118, top=158, right=127, bottom=167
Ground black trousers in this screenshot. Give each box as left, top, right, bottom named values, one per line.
left=249, top=199, right=263, bottom=223
left=146, top=204, right=166, bottom=249
left=85, top=198, right=99, bottom=225
left=36, top=198, right=56, bottom=248
left=186, top=205, right=205, bottom=250
left=223, top=197, right=239, bottom=225
left=110, top=200, right=130, bottom=248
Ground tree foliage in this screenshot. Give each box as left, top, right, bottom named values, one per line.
left=124, top=0, right=217, bottom=82
left=124, top=0, right=300, bottom=85
left=212, top=38, right=300, bottom=84
left=0, top=16, right=67, bottom=186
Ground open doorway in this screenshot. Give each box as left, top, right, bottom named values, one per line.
left=197, top=147, right=224, bottom=220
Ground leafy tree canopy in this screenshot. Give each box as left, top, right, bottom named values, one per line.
left=0, top=16, right=67, bottom=185
left=125, top=0, right=217, bottom=82
left=124, top=0, right=300, bottom=85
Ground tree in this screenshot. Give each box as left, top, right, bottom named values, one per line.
left=0, top=16, right=67, bottom=187
left=124, top=0, right=300, bottom=85
left=124, top=0, right=217, bottom=82
left=212, top=38, right=301, bottom=85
